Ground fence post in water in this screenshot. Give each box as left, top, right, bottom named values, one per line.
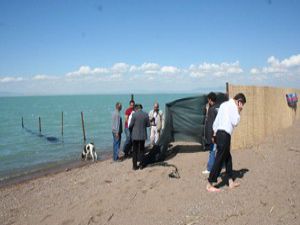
left=81, top=112, right=86, bottom=142
left=22, top=117, right=24, bottom=128
left=39, top=117, right=41, bottom=133
left=61, top=112, right=64, bottom=136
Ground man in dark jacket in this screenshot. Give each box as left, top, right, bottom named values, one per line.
left=202, top=92, right=218, bottom=174
left=129, top=104, right=150, bottom=170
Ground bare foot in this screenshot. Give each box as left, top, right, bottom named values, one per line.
left=229, top=181, right=240, bottom=189
left=206, top=184, right=221, bottom=192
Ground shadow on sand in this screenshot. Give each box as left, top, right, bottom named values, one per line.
left=215, top=168, right=249, bottom=188
left=137, top=144, right=249, bottom=182
left=163, top=143, right=204, bottom=161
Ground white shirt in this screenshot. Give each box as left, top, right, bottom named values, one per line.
left=128, top=111, right=135, bottom=127
left=153, top=111, right=159, bottom=125
left=212, top=99, right=240, bottom=135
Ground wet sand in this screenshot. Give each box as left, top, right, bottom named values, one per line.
left=0, top=152, right=112, bottom=189
left=1, top=120, right=300, bottom=225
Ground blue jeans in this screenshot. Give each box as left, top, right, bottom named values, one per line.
left=112, top=132, right=121, bottom=161
left=207, top=143, right=216, bottom=171
left=122, top=128, right=131, bottom=155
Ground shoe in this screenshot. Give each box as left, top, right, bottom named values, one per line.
left=202, top=170, right=210, bottom=175
left=139, top=165, right=145, bottom=170
left=133, top=166, right=139, bottom=170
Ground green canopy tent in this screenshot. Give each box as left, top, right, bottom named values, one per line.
left=145, top=93, right=228, bottom=163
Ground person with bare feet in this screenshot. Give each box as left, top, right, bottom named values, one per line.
left=206, top=93, right=246, bottom=192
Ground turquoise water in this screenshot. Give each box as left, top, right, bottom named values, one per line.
left=0, top=94, right=191, bottom=181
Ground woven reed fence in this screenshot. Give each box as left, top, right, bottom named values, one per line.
left=228, top=84, right=300, bottom=150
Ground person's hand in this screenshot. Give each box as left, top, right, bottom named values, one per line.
left=212, top=136, right=216, bottom=144
left=115, top=133, right=119, bottom=140
left=237, top=101, right=244, bottom=113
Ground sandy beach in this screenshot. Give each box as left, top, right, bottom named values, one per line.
left=1, top=120, right=300, bottom=225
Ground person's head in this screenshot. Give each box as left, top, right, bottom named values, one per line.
left=233, top=93, right=246, bottom=111
left=135, top=103, right=143, bottom=111
left=207, top=92, right=217, bottom=106
left=153, top=102, right=159, bottom=112
left=129, top=100, right=135, bottom=109
left=115, top=102, right=122, bottom=111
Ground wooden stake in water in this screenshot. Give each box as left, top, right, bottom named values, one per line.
left=61, top=112, right=64, bottom=136
left=39, top=117, right=41, bottom=133
left=22, top=117, right=24, bottom=128
left=81, top=112, right=86, bottom=142
left=131, top=94, right=134, bottom=101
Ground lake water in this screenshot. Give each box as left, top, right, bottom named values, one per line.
left=0, top=94, right=192, bottom=181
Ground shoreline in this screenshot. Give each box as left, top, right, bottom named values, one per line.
left=0, top=143, right=198, bottom=189
left=0, top=151, right=113, bottom=189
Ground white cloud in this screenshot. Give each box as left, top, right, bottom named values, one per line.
left=161, top=66, right=180, bottom=74
left=129, top=63, right=161, bottom=75
left=129, top=65, right=138, bottom=73
left=93, top=67, right=110, bottom=74
left=32, top=74, right=58, bottom=80
left=250, top=68, right=259, bottom=74
left=110, top=73, right=122, bottom=79
left=111, top=63, right=129, bottom=74
left=64, top=61, right=244, bottom=84
left=65, top=63, right=181, bottom=81
left=140, top=63, right=160, bottom=72
left=282, top=54, right=300, bottom=67
left=189, top=61, right=243, bottom=78
left=66, top=65, right=109, bottom=77
left=250, top=54, right=300, bottom=76
left=3, top=55, right=299, bottom=95
left=0, top=76, right=24, bottom=83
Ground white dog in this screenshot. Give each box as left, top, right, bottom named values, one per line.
left=81, top=143, right=97, bottom=161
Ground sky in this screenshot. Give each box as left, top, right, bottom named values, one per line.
left=0, top=0, right=300, bottom=95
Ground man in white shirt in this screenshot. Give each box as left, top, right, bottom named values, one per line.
left=149, top=103, right=164, bottom=146
left=206, top=93, right=246, bottom=192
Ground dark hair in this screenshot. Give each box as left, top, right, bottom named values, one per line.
left=115, top=102, right=122, bottom=108
left=129, top=100, right=135, bottom=105
left=234, top=93, right=246, bottom=104
left=207, top=92, right=217, bottom=102
left=134, top=103, right=142, bottom=109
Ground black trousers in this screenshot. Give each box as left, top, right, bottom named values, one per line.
left=208, top=130, right=233, bottom=183
left=132, top=140, right=145, bottom=169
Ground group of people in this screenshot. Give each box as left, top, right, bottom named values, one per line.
left=112, top=92, right=247, bottom=192
left=203, top=92, right=247, bottom=192
left=111, top=100, right=164, bottom=170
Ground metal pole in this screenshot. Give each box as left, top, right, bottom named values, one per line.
left=81, top=112, right=86, bottom=142
left=61, top=112, right=64, bottom=136
left=39, top=117, right=41, bottom=133
left=22, top=117, right=24, bottom=128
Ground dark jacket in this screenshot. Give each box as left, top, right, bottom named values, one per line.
left=129, top=110, right=150, bottom=141
left=204, top=104, right=218, bottom=145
